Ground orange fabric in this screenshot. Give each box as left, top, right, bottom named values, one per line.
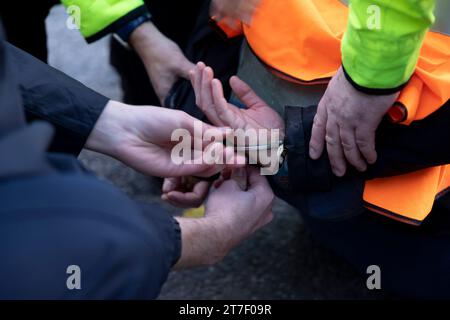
left=210, top=16, right=243, bottom=39
left=243, top=0, right=347, bottom=83
left=242, top=0, right=450, bottom=123
left=236, top=0, right=450, bottom=224
left=211, top=0, right=450, bottom=224
left=397, top=32, right=450, bottom=124
left=363, top=167, right=450, bottom=225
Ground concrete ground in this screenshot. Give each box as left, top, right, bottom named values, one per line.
left=46, top=5, right=380, bottom=299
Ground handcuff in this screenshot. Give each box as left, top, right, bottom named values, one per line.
left=195, top=140, right=287, bottom=185
left=231, top=140, right=287, bottom=167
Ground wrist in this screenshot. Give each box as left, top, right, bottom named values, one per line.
left=174, top=217, right=229, bottom=269
left=129, top=21, right=166, bottom=59
left=85, top=100, right=131, bottom=158
left=114, top=12, right=152, bottom=47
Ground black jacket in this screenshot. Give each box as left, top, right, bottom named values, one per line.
left=0, top=26, right=180, bottom=299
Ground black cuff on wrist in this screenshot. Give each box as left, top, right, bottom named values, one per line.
left=342, top=65, right=406, bottom=96
left=85, top=6, right=150, bottom=44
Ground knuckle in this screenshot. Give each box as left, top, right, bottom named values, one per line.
left=325, top=134, right=338, bottom=146
left=313, top=115, right=325, bottom=127
left=356, top=137, right=372, bottom=149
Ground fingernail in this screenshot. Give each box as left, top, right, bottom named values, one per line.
left=333, top=167, right=344, bottom=177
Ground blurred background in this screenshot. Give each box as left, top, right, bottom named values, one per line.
left=46, top=5, right=379, bottom=300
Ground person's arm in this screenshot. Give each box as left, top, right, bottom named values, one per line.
left=61, top=0, right=194, bottom=104
left=7, top=43, right=108, bottom=155
left=189, top=63, right=450, bottom=191
left=61, top=0, right=148, bottom=43
left=7, top=41, right=245, bottom=179
left=286, top=102, right=450, bottom=191
left=128, top=21, right=195, bottom=104
left=342, top=0, right=436, bottom=92
left=174, top=167, right=274, bottom=269
left=309, top=0, right=437, bottom=176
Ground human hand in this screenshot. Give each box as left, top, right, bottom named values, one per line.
left=210, top=0, right=261, bottom=25
left=129, top=22, right=195, bottom=105
left=309, top=67, right=399, bottom=176
left=190, top=62, right=284, bottom=135
left=174, top=166, right=274, bottom=268
left=86, top=101, right=244, bottom=178
left=161, top=177, right=210, bottom=208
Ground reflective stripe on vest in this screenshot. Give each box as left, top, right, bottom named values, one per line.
left=241, top=0, right=450, bottom=225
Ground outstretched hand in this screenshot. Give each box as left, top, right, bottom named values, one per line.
left=189, top=62, right=284, bottom=135
left=86, top=101, right=245, bottom=178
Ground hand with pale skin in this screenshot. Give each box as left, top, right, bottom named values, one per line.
left=309, top=67, right=399, bottom=176
left=174, top=166, right=274, bottom=269
left=160, top=62, right=283, bottom=208
left=190, top=62, right=284, bottom=135
left=84, top=100, right=271, bottom=270
left=210, top=0, right=261, bottom=25
left=161, top=176, right=210, bottom=208
left=129, top=22, right=195, bottom=105
left=86, top=101, right=244, bottom=178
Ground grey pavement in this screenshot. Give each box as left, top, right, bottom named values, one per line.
left=46, top=5, right=379, bottom=300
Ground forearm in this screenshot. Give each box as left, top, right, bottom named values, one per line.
left=84, top=100, right=126, bottom=157
left=8, top=43, right=108, bottom=155
left=285, top=102, right=450, bottom=191
left=173, top=217, right=228, bottom=270
left=129, top=21, right=164, bottom=64
left=342, top=0, right=436, bottom=91
left=61, top=0, right=148, bottom=43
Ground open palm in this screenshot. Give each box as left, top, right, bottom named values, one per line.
left=190, top=62, right=284, bottom=136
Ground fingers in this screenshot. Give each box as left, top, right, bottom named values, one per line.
left=253, top=207, right=274, bottom=232
left=190, top=62, right=226, bottom=126
left=239, top=0, right=261, bottom=25
left=190, top=62, right=205, bottom=107
left=325, top=118, right=347, bottom=177
left=339, top=127, right=367, bottom=172
left=229, top=76, right=266, bottom=110
left=162, top=177, right=180, bottom=194
left=231, top=167, right=248, bottom=191
left=214, top=176, right=245, bottom=194
left=201, top=67, right=214, bottom=110
left=309, top=101, right=327, bottom=160
left=355, top=126, right=378, bottom=165
left=162, top=179, right=210, bottom=208
left=211, top=79, right=240, bottom=126
left=247, top=166, right=273, bottom=198
left=179, top=60, right=196, bottom=80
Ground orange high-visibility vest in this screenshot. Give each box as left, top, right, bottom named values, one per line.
left=214, top=0, right=450, bottom=225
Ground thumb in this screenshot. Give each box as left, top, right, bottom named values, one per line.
left=230, top=76, right=267, bottom=110
left=178, top=58, right=196, bottom=79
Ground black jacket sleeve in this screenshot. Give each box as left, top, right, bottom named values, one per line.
left=285, top=101, right=450, bottom=191
left=6, top=43, right=109, bottom=155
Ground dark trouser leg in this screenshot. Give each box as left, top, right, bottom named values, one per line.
left=0, top=0, right=58, bottom=62
left=300, top=193, right=450, bottom=299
